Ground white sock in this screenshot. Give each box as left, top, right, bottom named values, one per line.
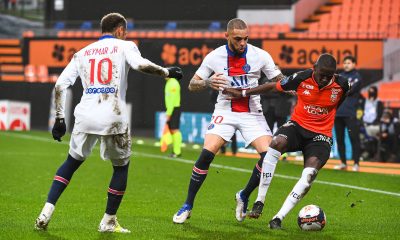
left=101, top=213, right=116, bottom=224
left=41, top=202, right=55, bottom=217
left=274, top=167, right=318, bottom=220
left=255, top=147, right=281, bottom=203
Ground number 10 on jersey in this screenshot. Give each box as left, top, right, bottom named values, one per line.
left=89, top=58, right=112, bottom=85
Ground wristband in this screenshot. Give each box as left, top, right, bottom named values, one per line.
left=242, top=89, right=247, bottom=97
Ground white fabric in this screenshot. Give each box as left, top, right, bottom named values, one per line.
left=205, top=110, right=272, bottom=147
left=68, top=130, right=131, bottom=166
left=275, top=167, right=318, bottom=220
left=55, top=37, right=165, bottom=135
left=256, top=147, right=281, bottom=203
left=195, top=44, right=281, bottom=113
left=363, top=99, right=378, bottom=124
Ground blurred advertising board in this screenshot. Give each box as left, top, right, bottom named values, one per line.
left=0, top=100, right=30, bottom=131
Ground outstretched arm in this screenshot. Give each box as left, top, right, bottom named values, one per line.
left=223, top=73, right=286, bottom=97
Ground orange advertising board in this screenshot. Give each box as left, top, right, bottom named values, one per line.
left=262, top=40, right=383, bottom=69
left=29, top=40, right=138, bottom=67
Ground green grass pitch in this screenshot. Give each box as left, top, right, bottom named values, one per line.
left=1, top=130, right=399, bottom=240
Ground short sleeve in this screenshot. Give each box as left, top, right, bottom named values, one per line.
left=260, top=50, right=281, bottom=80
left=195, top=53, right=214, bottom=80
left=124, top=41, right=153, bottom=70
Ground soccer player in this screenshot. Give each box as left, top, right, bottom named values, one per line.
left=164, top=77, right=182, bottom=157
left=223, top=53, right=349, bottom=229
left=34, top=13, right=183, bottom=233
left=172, top=18, right=284, bottom=224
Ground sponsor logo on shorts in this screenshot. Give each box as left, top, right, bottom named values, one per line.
left=208, top=123, right=215, bottom=130
left=85, top=87, right=116, bottom=94
left=313, top=134, right=333, bottom=146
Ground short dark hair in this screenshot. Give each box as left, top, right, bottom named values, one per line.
left=315, top=53, right=337, bottom=69
left=100, top=13, right=127, bottom=33
left=343, top=55, right=356, bottom=64
left=227, top=18, right=247, bottom=31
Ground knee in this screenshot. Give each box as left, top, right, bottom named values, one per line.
left=270, top=135, right=288, bottom=153
left=195, top=149, right=215, bottom=166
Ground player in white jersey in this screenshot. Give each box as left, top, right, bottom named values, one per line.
left=172, top=18, right=285, bottom=224
left=35, top=13, right=183, bottom=233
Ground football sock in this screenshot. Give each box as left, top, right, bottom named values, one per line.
left=47, top=154, right=83, bottom=205
left=185, top=149, right=215, bottom=207
left=256, top=147, right=281, bottom=203
left=106, top=163, right=129, bottom=215
left=241, top=151, right=267, bottom=199
left=274, top=167, right=318, bottom=220
left=172, top=131, right=182, bottom=155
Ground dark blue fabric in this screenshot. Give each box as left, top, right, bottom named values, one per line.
left=47, top=155, right=83, bottom=205
left=336, top=69, right=363, bottom=117
left=185, top=149, right=215, bottom=206
left=106, top=163, right=129, bottom=215
left=241, top=152, right=266, bottom=199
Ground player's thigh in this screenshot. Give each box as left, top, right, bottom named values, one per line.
left=250, top=135, right=272, bottom=153
left=205, top=112, right=235, bottom=153
left=100, top=130, right=131, bottom=166
left=203, top=134, right=228, bottom=154
left=303, top=141, right=332, bottom=169
left=69, top=132, right=98, bottom=160
left=239, top=113, right=272, bottom=149
left=273, top=121, right=301, bottom=152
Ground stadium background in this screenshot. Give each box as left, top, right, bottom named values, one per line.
left=0, top=0, right=399, bottom=158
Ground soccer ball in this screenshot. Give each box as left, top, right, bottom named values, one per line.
left=297, top=204, right=326, bottom=231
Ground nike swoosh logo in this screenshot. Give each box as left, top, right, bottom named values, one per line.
left=224, top=67, right=233, bottom=70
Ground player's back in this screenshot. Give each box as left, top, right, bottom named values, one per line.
left=73, top=36, right=132, bottom=135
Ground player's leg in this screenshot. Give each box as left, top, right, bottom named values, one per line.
left=255, top=121, right=297, bottom=205
left=169, top=108, right=182, bottom=157
left=334, top=117, right=347, bottom=170
left=98, top=130, right=131, bottom=233
left=234, top=113, right=272, bottom=221
left=269, top=138, right=331, bottom=229
left=240, top=135, right=271, bottom=219
left=173, top=133, right=227, bottom=223
left=35, top=133, right=97, bottom=230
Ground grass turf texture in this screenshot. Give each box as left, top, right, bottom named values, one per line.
left=1, top=130, right=399, bottom=240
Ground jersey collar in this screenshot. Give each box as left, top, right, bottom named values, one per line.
left=225, top=44, right=247, bottom=58
left=99, top=35, right=116, bottom=40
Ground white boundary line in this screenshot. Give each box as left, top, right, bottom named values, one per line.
left=2, top=132, right=400, bottom=197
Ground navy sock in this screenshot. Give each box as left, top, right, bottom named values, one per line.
left=185, top=149, right=215, bottom=207
left=241, top=151, right=267, bottom=199
left=47, top=154, right=83, bottom=205
left=106, top=163, right=129, bottom=215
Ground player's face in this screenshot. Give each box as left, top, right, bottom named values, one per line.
left=343, top=59, right=355, bottom=72
left=226, top=28, right=248, bottom=54
left=314, top=65, right=335, bottom=88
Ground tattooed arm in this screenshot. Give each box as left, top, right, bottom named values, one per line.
left=188, top=73, right=229, bottom=92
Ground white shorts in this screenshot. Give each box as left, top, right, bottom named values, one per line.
left=206, top=110, right=272, bottom=147
left=68, top=130, right=131, bottom=166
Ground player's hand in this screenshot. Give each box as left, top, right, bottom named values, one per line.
left=52, top=118, right=66, bottom=142
left=209, top=73, right=230, bottom=91
left=166, top=66, right=183, bottom=80
left=222, top=88, right=242, bottom=99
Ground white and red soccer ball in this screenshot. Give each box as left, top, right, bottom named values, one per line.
left=298, top=204, right=326, bottom=231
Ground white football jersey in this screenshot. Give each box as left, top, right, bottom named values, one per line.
left=55, top=35, right=162, bottom=135
left=195, top=43, right=281, bottom=113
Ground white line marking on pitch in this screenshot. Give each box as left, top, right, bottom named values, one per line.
left=2, top=132, right=400, bottom=197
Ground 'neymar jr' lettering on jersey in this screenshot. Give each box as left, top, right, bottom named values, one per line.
left=84, top=46, right=118, bottom=56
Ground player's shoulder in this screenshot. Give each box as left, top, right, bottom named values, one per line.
left=334, top=74, right=350, bottom=91
left=292, top=68, right=313, bottom=81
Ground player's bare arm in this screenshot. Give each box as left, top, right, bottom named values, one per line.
left=188, top=73, right=229, bottom=92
